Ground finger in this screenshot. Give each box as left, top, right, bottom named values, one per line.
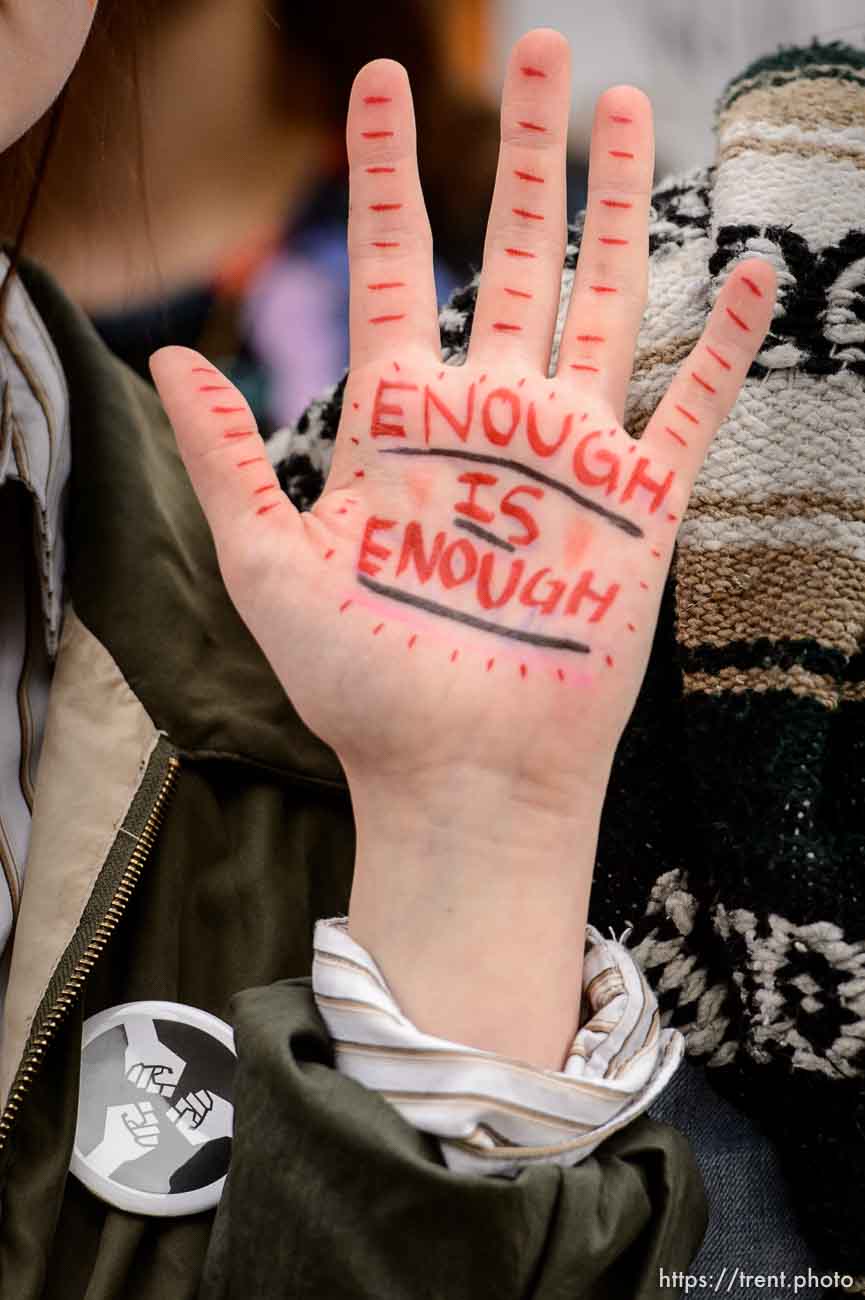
left=166, top=1108, right=179, bottom=1123
left=149, top=347, right=301, bottom=567
left=557, top=85, right=654, bottom=420
left=469, top=29, right=570, bottom=372
left=641, top=258, right=777, bottom=477
left=347, top=59, right=439, bottom=370
left=126, top=1064, right=141, bottom=1085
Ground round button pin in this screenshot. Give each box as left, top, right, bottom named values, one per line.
left=71, top=1001, right=236, bottom=1216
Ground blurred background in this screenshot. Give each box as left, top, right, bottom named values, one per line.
left=2, top=0, right=861, bottom=435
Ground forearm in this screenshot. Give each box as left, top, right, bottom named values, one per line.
left=345, top=761, right=610, bottom=1071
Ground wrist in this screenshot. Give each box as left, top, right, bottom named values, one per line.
left=344, top=760, right=610, bottom=1069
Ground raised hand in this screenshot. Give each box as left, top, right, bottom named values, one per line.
left=88, top=1102, right=161, bottom=1179
left=166, top=1091, right=234, bottom=1147
left=151, top=30, right=775, bottom=1067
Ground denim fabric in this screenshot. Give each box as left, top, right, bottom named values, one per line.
left=649, top=1061, right=828, bottom=1298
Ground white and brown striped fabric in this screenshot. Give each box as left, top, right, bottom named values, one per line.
left=0, top=257, right=70, bottom=1027
left=313, top=917, right=682, bottom=1174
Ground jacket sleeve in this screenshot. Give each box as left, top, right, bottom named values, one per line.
left=201, top=979, right=707, bottom=1300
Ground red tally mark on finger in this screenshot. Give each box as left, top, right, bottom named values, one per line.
left=741, top=276, right=763, bottom=298
left=609, top=150, right=635, bottom=159
left=257, top=503, right=281, bottom=516
left=372, top=241, right=400, bottom=248
left=577, top=334, right=605, bottom=342
left=479, top=373, right=488, bottom=384
left=726, top=307, right=750, bottom=332
left=675, top=404, right=699, bottom=426
left=651, top=548, right=662, bottom=558
left=352, top=401, right=360, bottom=410
left=370, top=202, right=403, bottom=212
left=665, top=426, right=688, bottom=447
left=518, top=120, right=546, bottom=133
left=237, top=456, right=265, bottom=468
left=571, top=364, right=600, bottom=373
left=601, top=198, right=632, bottom=209
left=392, top=361, right=400, bottom=372
left=192, top=367, right=219, bottom=376
left=351, top=436, right=360, bottom=445
left=692, top=371, right=716, bottom=394
left=599, top=237, right=629, bottom=246
left=610, top=114, right=633, bottom=124
left=517, top=378, right=526, bottom=388
left=519, top=663, right=528, bottom=679
left=325, top=548, right=335, bottom=560
left=486, top=658, right=495, bottom=672
left=627, top=622, right=636, bottom=632
left=521, top=66, right=546, bottom=78
left=223, top=429, right=255, bottom=441
left=437, top=370, right=445, bottom=380
left=364, top=95, right=392, bottom=104
left=667, top=513, right=678, bottom=522
left=591, top=285, right=617, bottom=294
left=706, top=345, right=731, bottom=371
left=212, top=405, right=245, bottom=414
left=556, top=668, right=565, bottom=683
left=373, top=623, right=385, bottom=635
left=367, top=166, right=396, bottom=174
left=354, top=469, right=365, bottom=478
left=513, top=207, right=544, bottom=221
left=362, top=130, right=394, bottom=139
left=514, top=169, right=544, bottom=184
left=493, top=322, right=522, bottom=333
left=408, top=634, right=417, bottom=649
left=505, top=288, right=532, bottom=298
left=639, top=581, right=649, bottom=590
left=450, top=649, right=459, bottom=663
left=370, top=314, right=406, bottom=325
left=368, top=281, right=406, bottom=290
left=253, top=485, right=276, bottom=497
left=505, top=248, right=536, bottom=258
left=340, top=599, right=353, bottom=613
left=605, top=655, right=614, bottom=667
left=199, top=385, right=231, bottom=392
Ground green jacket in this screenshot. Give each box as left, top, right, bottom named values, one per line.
left=0, top=260, right=706, bottom=1299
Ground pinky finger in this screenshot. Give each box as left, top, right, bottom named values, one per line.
left=641, top=258, right=776, bottom=477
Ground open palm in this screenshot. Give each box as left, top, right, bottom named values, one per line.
left=151, top=30, right=774, bottom=809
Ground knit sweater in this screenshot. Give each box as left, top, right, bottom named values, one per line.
left=272, top=41, right=865, bottom=1274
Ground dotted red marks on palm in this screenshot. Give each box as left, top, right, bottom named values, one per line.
left=556, top=668, right=565, bottom=683
left=486, top=658, right=495, bottom=673
left=675, top=404, right=700, bottom=426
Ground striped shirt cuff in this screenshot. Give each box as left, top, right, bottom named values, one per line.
left=312, top=917, right=683, bottom=1176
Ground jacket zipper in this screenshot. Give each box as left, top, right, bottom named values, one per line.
left=0, top=755, right=180, bottom=1155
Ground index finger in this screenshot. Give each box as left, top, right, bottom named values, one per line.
left=346, top=60, right=440, bottom=370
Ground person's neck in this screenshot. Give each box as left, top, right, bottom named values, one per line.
left=29, top=0, right=330, bottom=311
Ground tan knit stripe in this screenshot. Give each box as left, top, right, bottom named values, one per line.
left=719, top=134, right=865, bottom=169
left=632, top=335, right=699, bottom=377
left=675, top=546, right=865, bottom=655
left=722, top=64, right=865, bottom=112
left=688, top=494, right=865, bottom=525
left=683, top=665, right=841, bottom=709
left=720, top=77, right=865, bottom=136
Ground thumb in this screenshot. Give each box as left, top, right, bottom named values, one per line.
left=149, top=346, right=300, bottom=559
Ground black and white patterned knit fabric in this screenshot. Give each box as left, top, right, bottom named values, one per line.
left=268, top=42, right=865, bottom=1275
